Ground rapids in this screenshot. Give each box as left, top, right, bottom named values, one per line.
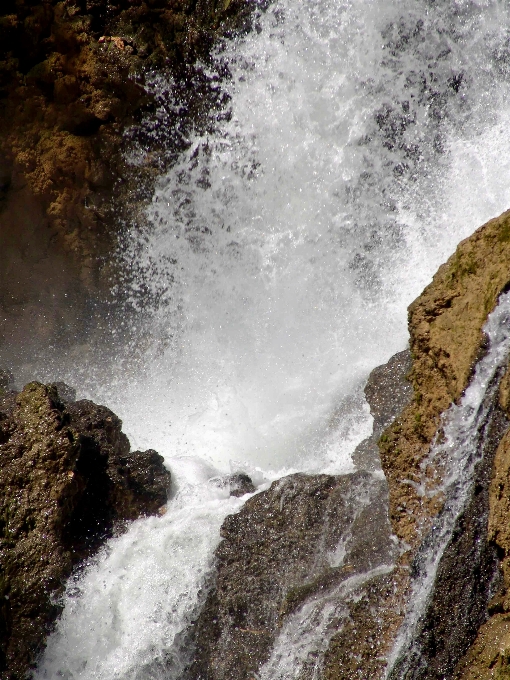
left=33, top=0, right=510, bottom=677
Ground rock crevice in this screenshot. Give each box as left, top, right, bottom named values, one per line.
left=0, top=380, right=170, bottom=679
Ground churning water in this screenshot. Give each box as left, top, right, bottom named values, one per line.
left=35, top=0, right=510, bottom=677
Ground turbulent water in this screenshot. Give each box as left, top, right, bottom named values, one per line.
left=386, top=290, right=510, bottom=678
left=33, top=0, right=510, bottom=677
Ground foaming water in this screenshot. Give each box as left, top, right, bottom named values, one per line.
left=34, top=0, right=510, bottom=677
left=386, top=290, right=510, bottom=678
left=37, top=472, right=248, bottom=680
left=258, top=564, right=394, bottom=680
left=52, top=0, right=510, bottom=475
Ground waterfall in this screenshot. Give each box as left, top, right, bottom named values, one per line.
left=386, top=290, right=510, bottom=678
left=34, top=0, right=510, bottom=677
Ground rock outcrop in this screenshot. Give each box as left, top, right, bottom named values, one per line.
left=0, top=0, right=255, bottom=366
left=185, top=347, right=414, bottom=679
left=380, top=209, right=510, bottom=551
left=352, top=349, right=413, bottom=472
left=187, top=471, right=395, bottom=680
left=452, top=370, right=510, bottom=678
left=184, top=208, right=510, bottom=679
left=0, top=380, right=170, bottom=679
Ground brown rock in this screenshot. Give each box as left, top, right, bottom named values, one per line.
left=186, top=209, right=510, bottom=680
left=0, top=380, right=170, bottom=679
left=0, top=0, right=257, bottom=367
left=326, top=209, right=510, bottom=679
left=454, top=397, right=510, bottom=679
left=380, top=209, right=510, bottom=550
left=454, top=614, right=510, bottom=679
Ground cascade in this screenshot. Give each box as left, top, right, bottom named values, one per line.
left=33, top=0, right=510, bottom=677
left=386, top=290, right=510, bottom=678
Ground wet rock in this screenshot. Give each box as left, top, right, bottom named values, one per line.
left=0, top=370, right=14, bottom=393
left=0, top=381, right=170, bottom=679
left=380, top=209, right=510, bottom=550
left=365, top=349, right=414, bottom=432
left=326, top=209, right=510, bottom=679
left=375, top=210, right=510, bottom=678
left=50, top=381, right=76, bottom=404
left=208, top=472, right=256, bottom=497
left=184, top=210, right=510, bottom=680
left=186, top=471, right=395, bottom=680
left=387, top=395, right=507, bottom=679
left=453, top=374, right=510, bottom=679
left=353, top=349, right=413, bottom=471
left=226, top=473, right=256, bottom=497
left=0, top=0, right=258, bottom=369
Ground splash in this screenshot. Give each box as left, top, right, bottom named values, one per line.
left=34, top=0, right=510, bottom=677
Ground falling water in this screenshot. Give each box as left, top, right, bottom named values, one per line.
left=386, top=290, right=510, bottom=678
left=34, top=0, right=510, bottom=677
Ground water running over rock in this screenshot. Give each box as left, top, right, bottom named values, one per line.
left=387, top=291, right=510, bottom=679
left=27, top=0, right=510, bottom=678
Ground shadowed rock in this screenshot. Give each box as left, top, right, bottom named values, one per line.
left=353, top=349, right=413, bottom=472
left=0, top=0, right=261, bottom=371
left=225, top=473, right=257, bottom=497
left=186, top=471, right=395, bottom=680
left=0, top=381, right=170, bottom=679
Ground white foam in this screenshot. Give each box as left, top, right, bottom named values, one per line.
left=386, top=291, right=510, bottom=676
left=33, top=0, right=510, bottom=676
left=36, top=479, right=247, bottom=680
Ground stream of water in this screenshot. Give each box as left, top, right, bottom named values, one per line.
left=386, top=290, right=510, bottom=678
left=33, top=0, right=510, bottom=677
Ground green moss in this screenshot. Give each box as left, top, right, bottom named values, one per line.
left=498, top=220, right=510, bottom=243
left=448, top=250, right=479, bottom=282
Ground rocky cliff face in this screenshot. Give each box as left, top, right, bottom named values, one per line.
left=0, top=380, right=170, bottom=679
left=0, top=0, right=254, bottom=367
left=453, top=372, right=510, bottom=678
left=186, top=472, right=396, bottom=680
left=183, top=208, right=510, bottom=679
left=336, top=210, right=510, bottom=679
left=380, top=210, right=510, bottom=551
left=5, top=5, right=510, bottom=667
left=184, top=349, right=412, bottom=680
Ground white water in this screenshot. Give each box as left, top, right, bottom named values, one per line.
left=34, top=0, right=510, bottom=677
left=386, top=290, right=510, bottom=677
left=260, top=563, right=395, bottom=680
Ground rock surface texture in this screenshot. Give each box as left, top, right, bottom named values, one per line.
left=370, top=209, right=510, bottom=679
left=0, top=0, right=254, bottom=366
left=185, top=349, right=415, bottom=680
left=187, top=471, right=396, bottom=680
left=453, top=369, right=510, bottom=678
left=185, top=208, right=510, bottom=680
left=381, top=209, right=510, bottom=551
left=0, top=381, right=170, bottom=679
left=378, top=209, right=510, bottom=679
